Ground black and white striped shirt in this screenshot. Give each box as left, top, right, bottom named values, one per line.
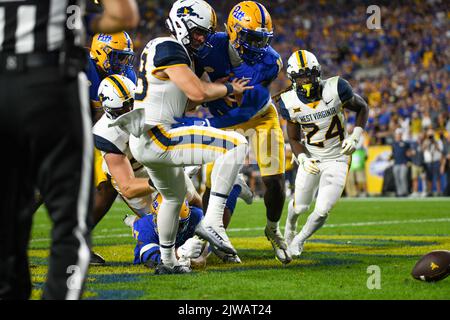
left=0, top=0, right=86, bottom=54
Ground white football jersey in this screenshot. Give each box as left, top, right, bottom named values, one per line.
left=93, top=114, right=146, bottom=177
left=134, top=37, right=192, bottom=126
left=280, top=76, right=351, bottom=160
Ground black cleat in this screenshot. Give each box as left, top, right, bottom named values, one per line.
left=154, top=264, right=192, bottom=275
left=194, top=222, right=237, bottom=255
left=90, top=251, right=106, bottom=265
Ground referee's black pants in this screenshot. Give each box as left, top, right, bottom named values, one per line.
left=0, top=65, right=93, bottom=299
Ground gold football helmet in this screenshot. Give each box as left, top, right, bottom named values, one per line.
left=151, top=193, right=191, bottom=234
left=226, top=1, right=273, bottom=62
left=90, top=32, right=134, bottom=75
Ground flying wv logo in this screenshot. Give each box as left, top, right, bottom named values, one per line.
left=177, top=5, right=203, bottom=19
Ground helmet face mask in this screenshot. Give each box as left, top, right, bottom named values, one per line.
left=101, top=96, right=134, bottom=120
left=236, top=28, right=273, bottom=61
left=289, top=66, right=321, bottom=101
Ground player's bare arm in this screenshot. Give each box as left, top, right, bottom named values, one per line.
left=104, top=153, right=154, bottom=199
left=343, top=93, right=369, bottom=129
left=90, top=0, right=140, bottom=33
left=286, top=121, right=307, bottom=158
left=340, top=92, right=369, bottom=155
left=161, top=65, right=253, bottom=103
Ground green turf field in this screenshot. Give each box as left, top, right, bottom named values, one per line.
left=29, top=198, right=450, bottom=300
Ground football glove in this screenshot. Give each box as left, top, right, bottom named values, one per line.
left=297, top=153, right=320, bottom=175
left=340, top=126, right=364, bottom=155
left=172, top=116, right=210, bottom=128
left=177, top=237, right=204, bottom=259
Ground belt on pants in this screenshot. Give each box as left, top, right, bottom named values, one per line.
left=0, top=51, right=62, bottom=73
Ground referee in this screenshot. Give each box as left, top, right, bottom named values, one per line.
left=0, top=0, right=138, bottom=300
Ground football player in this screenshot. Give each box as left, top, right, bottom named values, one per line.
left=93, top=75, right=250, bottom=266
left=109, top=0, right=253, bottom=274
left=87, top=32, right=137, bottom=264
left=174, top=1, right=290, bottom=264
left=124, top=193, right=205, bottom=270
left=278, top=50, right=369, bottom=256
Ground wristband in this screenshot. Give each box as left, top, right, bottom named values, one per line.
left=224, top=83, right=234, bottom=96
left=351, top=126, right=364, bottom=142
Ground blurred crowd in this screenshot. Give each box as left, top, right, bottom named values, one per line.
left=129, top=0, right=449, bottom=197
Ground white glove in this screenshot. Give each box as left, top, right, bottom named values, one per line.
left=341, top=127, right=363, bottom=155
left=177, top=237, right=204, bottom=259
left=298, top=153, right=320, bottom=175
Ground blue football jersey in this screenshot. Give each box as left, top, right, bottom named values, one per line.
left=194, top=32, right=282, bottom=128
left=86, top=56, right=137, bottom=103
left=132, top=206, right=203, bottom=265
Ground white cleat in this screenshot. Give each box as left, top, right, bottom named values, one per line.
left=211, top=245, right=242, bottom=264
left=288, top=236, right=304, bottom=257
left=264, top=226, right=292, bottom=264
left=195, top=221, right=237, bottom=255
left=236, top=173, right=254, bottom=205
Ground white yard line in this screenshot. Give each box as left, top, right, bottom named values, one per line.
left=31, top=217, right=450, bottom=243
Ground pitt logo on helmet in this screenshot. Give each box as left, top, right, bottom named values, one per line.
left=227, top=1, right=273, bottom=62
left=90, top=31, right=135, bottom=75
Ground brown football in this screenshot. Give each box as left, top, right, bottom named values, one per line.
left=411, top=250, right=450, bottom=282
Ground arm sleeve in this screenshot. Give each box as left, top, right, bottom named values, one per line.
left=207, top=83, right=270, bottom=128
left=337, top=77, right=354, bottom=103
left=208, top=105, right=260, bottom=128
left=153, top=41, right=190, bottom=68
left=94, top=134, right=123, bottom=155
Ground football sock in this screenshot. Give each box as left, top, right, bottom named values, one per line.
left=206, top=144, right=247, bottom=225
left=266, top=219, right=279, bottom=231
left=286, top=199, right=299, bottom=229
left=157, top=200, right=182, bottom=267
left=296, top=211, right=327, bottom=243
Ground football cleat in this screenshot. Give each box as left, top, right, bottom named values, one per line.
left=288, top=236, right=305, bottom=257
left=90, top=251, right=106, bottom=265
left=194, top=221, right=237, bottom=255
left=154, top=264, right=192, bottom=275
left=236, top=173, right=254, bottom=205
left=211, top=245, right=242, bottom=264
left=264, top=226, right=292, bottom=264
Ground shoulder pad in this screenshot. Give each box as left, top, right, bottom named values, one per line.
left=279, top=90, right=298, bottom=121
left=261, top=47, right=281, bottom=65
left=153, top=38, right=191, bottom=68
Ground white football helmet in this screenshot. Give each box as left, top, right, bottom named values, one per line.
left=287, top=50, right=321, bottom=100
left=97, top=74, right=136, bottom=119
left=165, top=0, right=217, bottom=52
